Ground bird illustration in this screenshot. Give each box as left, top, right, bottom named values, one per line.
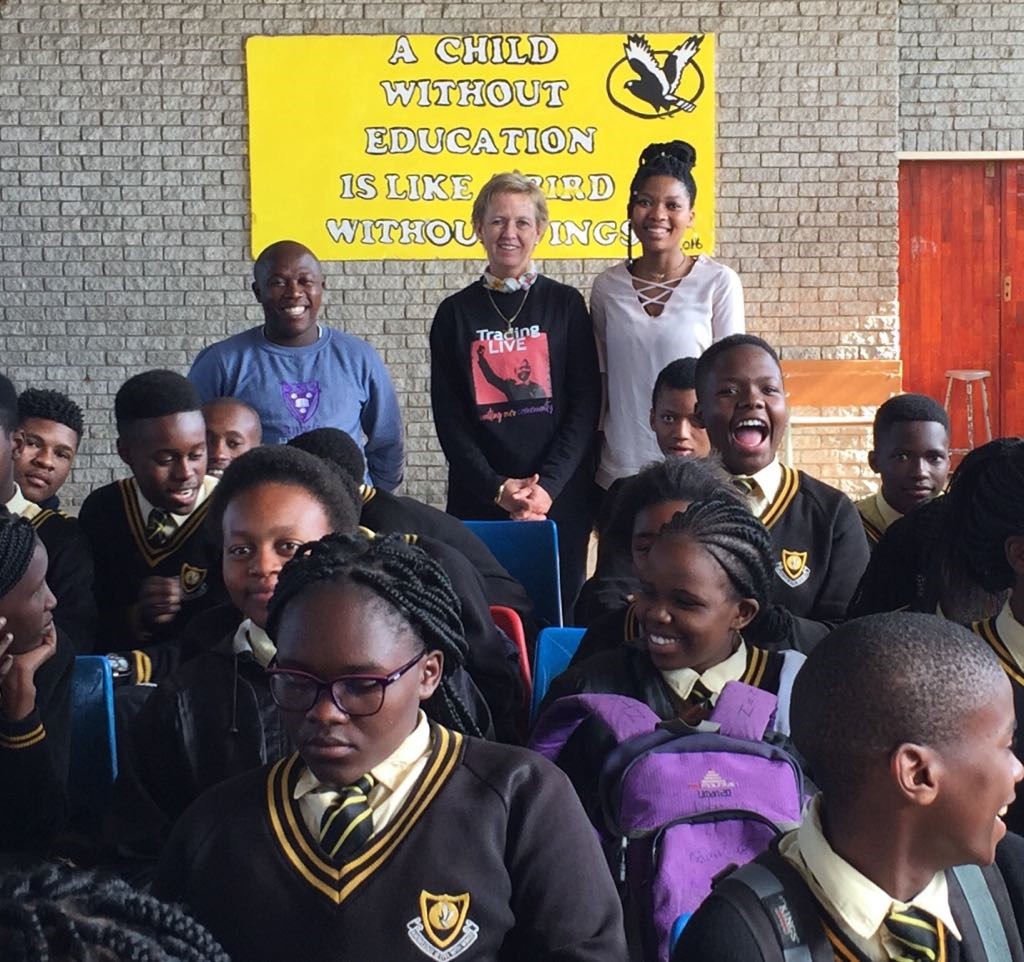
left=623, top=34, right=702, bottom=114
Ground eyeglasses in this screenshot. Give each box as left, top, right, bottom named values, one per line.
left=267, top=650, right=426, bottom=717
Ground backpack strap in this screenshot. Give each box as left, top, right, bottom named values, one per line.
left=950, top=863, right=1014, bottom=962
left=710, top=681, right=779, bottom=741
left=528, top=693, right=660, bottom=762
left=712, top=847, right=834, bottom=962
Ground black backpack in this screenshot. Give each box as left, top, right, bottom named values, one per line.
left=698, top=846, right=1018, bottom=962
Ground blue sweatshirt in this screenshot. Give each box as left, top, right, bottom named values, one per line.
left=188, top=326, right=405, bottom=490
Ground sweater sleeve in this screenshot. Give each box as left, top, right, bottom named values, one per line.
left=358, top=344, right=406, bottom=492
left=711, top=264, right=746, bottom=339
left=41, top=518, right=97, bottom=655
left=812, top=491, right=871, bottom=623
left=536, top=287, right=600, bottom=501
left=429, top=297, right=504, bottom=496
left=504, top=760, right=628, bottom=960
left=0, top=708, right=68, bottom=852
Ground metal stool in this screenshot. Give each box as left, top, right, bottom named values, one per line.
left=943, top=369, right=993, bottom=455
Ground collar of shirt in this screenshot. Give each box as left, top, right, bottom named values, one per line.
left=293, top=711, right=432, bottom=840
left=780, top=794, right=961, bottom=955
left=732, top=458, right=783, bottom=517
left=231, top=618, right=276, bottom=670
left=6, top=484, right=37, bottom=520
left=874, top=491, right=904, bottom=529
left=134, top=474, right=218, bottom=527
left=995, top=598, right=1024, bottom=673
left=262, top=324, right=323, bottom=344
left=481, top=262, right=538, bottom=292
left=659, top=640, right=747, bottom=703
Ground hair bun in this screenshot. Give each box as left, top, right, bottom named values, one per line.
left=638, top=140, right=697, bottom=170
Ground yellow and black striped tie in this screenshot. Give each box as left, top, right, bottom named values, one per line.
left=145, top=507, right=176, bottom=548
left=733, top=476, right=758, bottom=498
left=319, top=774, right=375, bottom=865
left=884, top=905, right=941, bottom=962
left=688, top=678, right=716, bottom=711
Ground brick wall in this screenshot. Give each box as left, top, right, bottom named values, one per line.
left=901, top=0, right=1024, bottom=152
left=0, top=1, right=905, bottom=509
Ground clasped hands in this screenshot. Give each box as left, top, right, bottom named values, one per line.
left=496, top=474, right=552, bottom=521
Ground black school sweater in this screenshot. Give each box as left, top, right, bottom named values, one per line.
left=116, top=622, right=499, bottom=853
left=29, top=508, right=97, bottom=654
left=752, top=467, right=867, bottom=644
left=153, top=726, right=626, bottom=962
left=430, top=275, right=600, bottom=514
left=77, top=479, right=227, bottom=667
left=0, top=629, right=73, bottom=853
left=673, top=832, right=1024, bottom=962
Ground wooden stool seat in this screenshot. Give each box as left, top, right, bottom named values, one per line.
left=943, top=369, right=993, bottom=455
left=945, top=369, right=991, bottom=382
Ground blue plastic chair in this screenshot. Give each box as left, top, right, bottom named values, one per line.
left=463, top=519, right=563, bottom=628
left=529, top=626, right=586, bottom=722
left=69, top=656, right=118, bottom=815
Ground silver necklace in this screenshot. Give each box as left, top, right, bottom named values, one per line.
left=486, top=285, right=531, bottom=330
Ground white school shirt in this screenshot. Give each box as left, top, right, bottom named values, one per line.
left=592, top=258, right=745, bottom=488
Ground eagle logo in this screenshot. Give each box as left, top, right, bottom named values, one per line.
left=606, top=33, right=706, bottom=118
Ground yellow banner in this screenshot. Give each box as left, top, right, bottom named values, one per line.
left=246, top=33, right=716, bottom=260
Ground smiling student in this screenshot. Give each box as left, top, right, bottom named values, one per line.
left=674, top=612, right=1024, bottom=962
left=188, top=240, right=405, bottom=490
left=201, top=397, right=262, bottom=478
left=544, top=498, right=804, bottom=732
left=856, top=393, right=951, bottom=547
left=154, top=532, right=626, bottom=962
left=78, top=370, right=225, bottom=676
left=593, top=141, right=744, bottom=489
left=695, top=334, right=869, bottom=640
left=115, top=445, right=359, bottom=851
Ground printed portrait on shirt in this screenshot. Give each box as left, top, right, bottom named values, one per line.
left=471, top=329, right=553, bottom=422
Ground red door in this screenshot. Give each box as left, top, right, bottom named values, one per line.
left=899, top=160, right=1024, bottom=445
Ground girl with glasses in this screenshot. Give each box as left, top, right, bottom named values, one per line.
left=154, top=531, right=627, bottom=962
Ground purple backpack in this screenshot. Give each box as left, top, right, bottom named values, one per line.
left=530, top=685, right=806, bottom=962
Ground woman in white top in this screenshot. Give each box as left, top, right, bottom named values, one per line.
left=593, top=140, right=745, bottom=488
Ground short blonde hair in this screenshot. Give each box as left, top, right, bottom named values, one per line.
left=472, top=172, right=549, bottom=231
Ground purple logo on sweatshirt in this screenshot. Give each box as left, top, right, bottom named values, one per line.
left=281, top=380, right=320, bottom=424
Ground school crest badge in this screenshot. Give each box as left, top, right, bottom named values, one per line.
left=775, top=549, right=810, bottom=588
left=179, top=563, right=208, bottom=597
left=280, top=379, right=320, bottom=425
left=407, top=891, right=479, bottom=960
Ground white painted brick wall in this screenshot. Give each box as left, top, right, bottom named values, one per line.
left=901, top=0, right=1024, bottom=151
left=0, top=1, right=927, bottom=510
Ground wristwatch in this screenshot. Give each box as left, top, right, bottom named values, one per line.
left=106, top=653, right=133, bottom=681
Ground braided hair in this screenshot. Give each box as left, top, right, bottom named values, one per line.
left=627, top=140, right=698, bottom=263
left=267, top=531, right=485, bottom=737
left=603, top=455, right=740, bottom=555
left=0, top=515, right=38, bottom=598
left=658, top=498, right=773, bottom=608
left=655, top=497, right=796, bottom=646
left=0, top=862, right=230, bottom=962
left=947, top=437, right=1024, bottom=593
